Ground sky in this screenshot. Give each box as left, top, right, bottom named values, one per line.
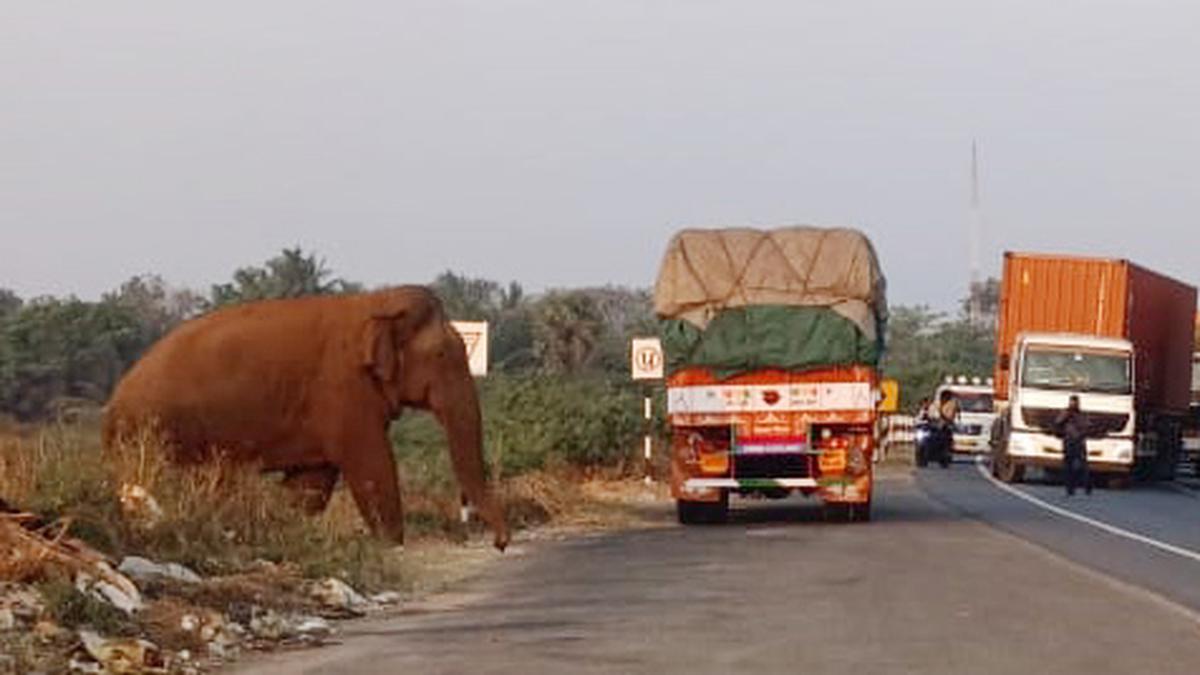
left=3, top=1, right=1199, bottom=311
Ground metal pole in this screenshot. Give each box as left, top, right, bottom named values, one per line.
left=643, top=389, right=654, bottom=484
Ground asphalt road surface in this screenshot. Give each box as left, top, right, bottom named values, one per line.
left=244, top=461, right=1200, bottom=674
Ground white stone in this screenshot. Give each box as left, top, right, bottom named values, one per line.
left=118, top=556, right=202, bottom=584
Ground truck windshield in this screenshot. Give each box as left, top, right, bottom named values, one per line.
left=955, top=392, right=993, bottom=413
left=1021, top=347, right=1132, bottom=395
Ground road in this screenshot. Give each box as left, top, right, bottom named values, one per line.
left=244, top=462, right=1200, bottom=674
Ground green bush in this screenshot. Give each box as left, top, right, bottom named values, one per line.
left=390, top=374, right=652, bottom=491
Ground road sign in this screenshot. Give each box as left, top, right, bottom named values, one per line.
left=451, top=321, right=489, bottom=377
left=879, top=378, right=900, bottom=413
left=631, top=337, right=664, bottom=380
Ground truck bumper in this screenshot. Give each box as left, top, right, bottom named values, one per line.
left=678, top=475, right=871, bottom=504
left=952, top=434, right=991, bottom=454
left=1007, top=430, right=1134, bottom=472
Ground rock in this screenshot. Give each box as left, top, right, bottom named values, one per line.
left=117, top=556, right=202, bottom=585
left=294, top=616, right=333, bottom=643
left=0, top=608, right=15, bottom=631
left=74, top=570, right=142, bottom=614
left=309, top=578, right=375, bottom=616
left=0, top=654, right=15, bottom=673
left=370, top=591, right=402, bottom=606
left=77, top=630, right=166, bottom=674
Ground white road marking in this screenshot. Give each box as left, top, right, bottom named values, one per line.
left=974, top=457, right=1200, bottom=565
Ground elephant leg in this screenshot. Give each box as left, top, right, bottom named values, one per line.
left=340, top=436, right=406, bottom=545
left=282, top=465, right=340, bottom=514
left=446, top=440, right=510, bottom=551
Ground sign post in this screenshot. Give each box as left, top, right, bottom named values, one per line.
left=450, top=321, right=490, bottom=377
left=631, top=338, right=664, bottom=483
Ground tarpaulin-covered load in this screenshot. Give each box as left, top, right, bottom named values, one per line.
left=654, top=227, right=888, bottom=376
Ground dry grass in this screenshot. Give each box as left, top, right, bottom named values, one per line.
left=0, top=421, right=661, bottom=594
left=0, top=423, right=411, bottom=590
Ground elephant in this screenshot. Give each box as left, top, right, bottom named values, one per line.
left=102, top=286, right=509, bottom=551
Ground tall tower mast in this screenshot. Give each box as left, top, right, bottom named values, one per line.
left=969, top=140, right=981, bottom=286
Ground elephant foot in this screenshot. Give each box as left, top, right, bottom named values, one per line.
left=491, top=519, right=510, bottom=552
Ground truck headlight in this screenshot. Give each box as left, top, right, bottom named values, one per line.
left=1009, top=435, right=1036, bottom=456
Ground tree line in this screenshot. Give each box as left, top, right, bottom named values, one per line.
left=0, top=248, right=657, bottom=421
left=0, top=247, right=997, bottom=421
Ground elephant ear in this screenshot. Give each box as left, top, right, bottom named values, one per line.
left=362, top=287, right=438, bottom=383
left=363, top=317, right=400, bottom=382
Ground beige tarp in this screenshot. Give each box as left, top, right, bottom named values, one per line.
left=653, top=226, right=888, bottom=341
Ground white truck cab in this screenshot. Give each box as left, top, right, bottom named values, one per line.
left=994, top=332, right=1136, bottom=481
left=934, top=378, right=995, bottom=454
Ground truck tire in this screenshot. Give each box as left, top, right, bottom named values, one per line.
left=1104, top=474, right=1132, bottom=490
left=995, top=452, right=1025, bottom=483
left=851, top=496, right=873, bottom=523
left=676, top=492, right=728, bottom=525
left=825, top=503, right=852, bottom=523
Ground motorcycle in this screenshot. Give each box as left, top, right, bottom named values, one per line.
left=915, top=418, right=952, bottom=468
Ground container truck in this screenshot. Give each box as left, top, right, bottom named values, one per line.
left=1179, top=315, right=1200, bottom=473
left=1181, top=353, right=1200, bottom=474
left=990, top=253, right=1196, bottom=483
left=654, top=227, right=887, bottom=523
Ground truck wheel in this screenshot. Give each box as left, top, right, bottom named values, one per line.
left=825, top=503, right=853, bottom=523
left=1105, top=474, right=1132, bottom=490
left=851, top=497, right=873, bottom=523
left=995, top=453, right=1025, bottom=484
left=676, top=492, right=728, bottom=525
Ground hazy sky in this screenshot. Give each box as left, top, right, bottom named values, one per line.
left=3, top=1, right=1198, bottom=310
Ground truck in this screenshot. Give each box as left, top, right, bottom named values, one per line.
left=1181, top=353, right=1200, bottom=474
left=990, top=252, right=1197, bottom=484
left=1179, top=315, right=1200, bottom=474
left=654, top=227, right=887, bottom=523
left=934, top=376, right=995, bottom=454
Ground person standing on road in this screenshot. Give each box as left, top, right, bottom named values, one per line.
left=1054, top=395, right=1092, bottom=496
left=931, top=390, right=958, bottom=465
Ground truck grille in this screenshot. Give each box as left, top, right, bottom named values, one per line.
left=733, top=453, right=811, bottom=479
left=955, top=424, right=984, bottom=436
left=1020, top=407, right=1130, bottom=435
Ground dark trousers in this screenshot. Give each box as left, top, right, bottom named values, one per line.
left=1064, top=452, right=1091, bottom=495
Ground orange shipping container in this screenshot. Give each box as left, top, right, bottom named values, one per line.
left=995, top=253, right=1197, bottom=413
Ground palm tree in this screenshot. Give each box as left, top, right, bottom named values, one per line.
left=532, top=291, right=605, bottom=374
left=210, top=247, right=356, bottom=308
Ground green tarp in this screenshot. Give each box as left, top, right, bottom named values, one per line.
left=661, top=305, right=882, bottom=379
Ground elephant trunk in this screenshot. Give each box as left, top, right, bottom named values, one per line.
left=435, top=364, right=510, bottom=552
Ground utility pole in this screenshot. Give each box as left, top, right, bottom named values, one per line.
left=967, top=140, right=985, bottom=325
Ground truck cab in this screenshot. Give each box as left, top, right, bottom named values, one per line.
left=992, top=332, right=1136, bottom=482
left=934, top=378, right=995, bottom=454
